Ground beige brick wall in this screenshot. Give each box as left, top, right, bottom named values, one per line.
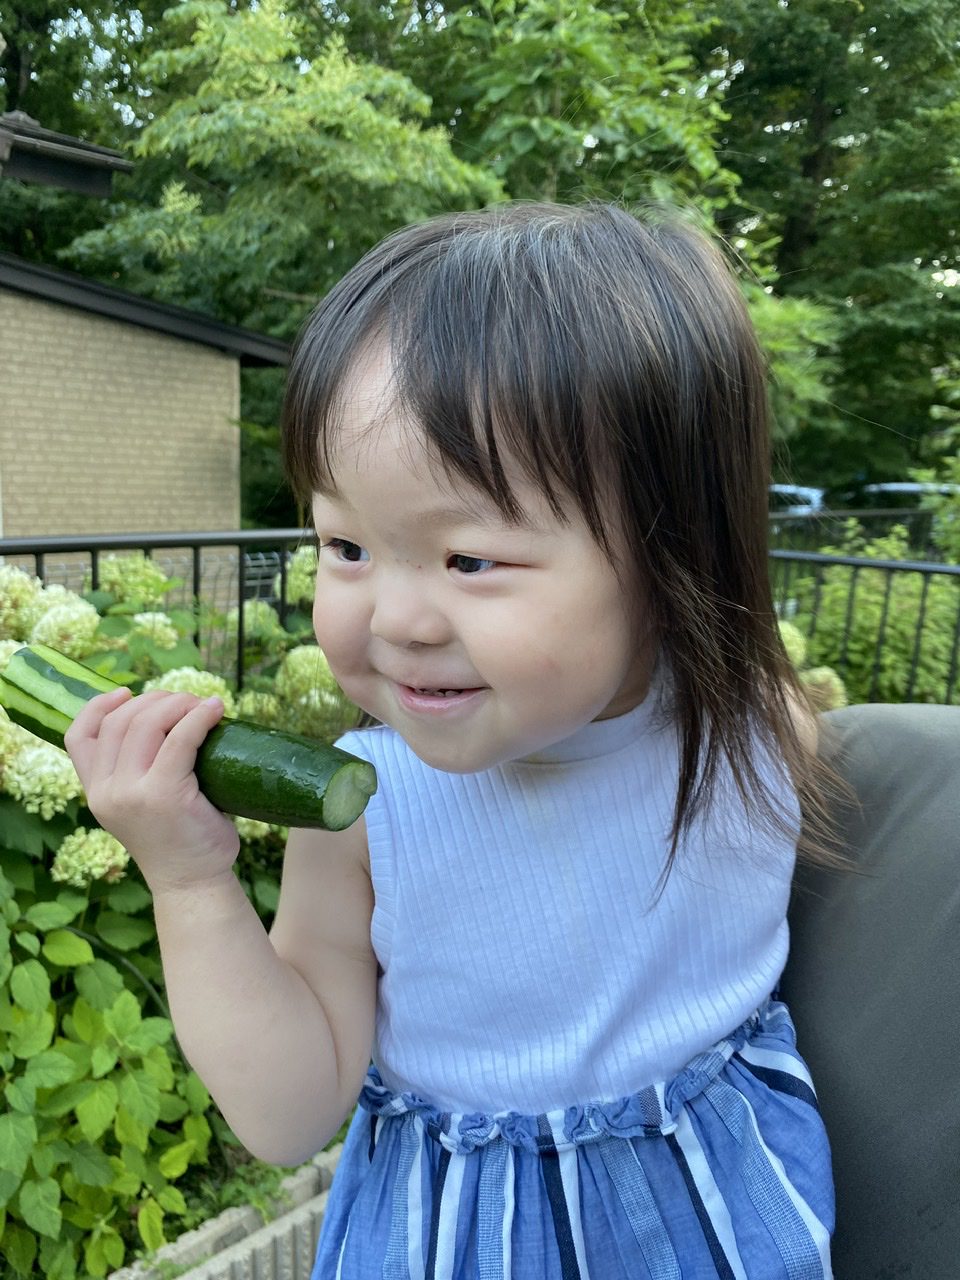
left=0, top=290, right=241, bottom=538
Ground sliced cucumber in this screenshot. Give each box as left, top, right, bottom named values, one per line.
left=0, top=644, right=376, bottom=831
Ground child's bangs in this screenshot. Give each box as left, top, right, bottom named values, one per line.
left=386, top=260, right=615, bottom=542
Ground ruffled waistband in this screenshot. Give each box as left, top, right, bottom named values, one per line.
left=359, top=997, right=793, bottom=1155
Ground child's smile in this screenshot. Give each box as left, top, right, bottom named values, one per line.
left=310, top=347, right=655, bottom=773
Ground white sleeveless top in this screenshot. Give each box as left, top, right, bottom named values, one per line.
left=338, top=682, right=799, bottom=1115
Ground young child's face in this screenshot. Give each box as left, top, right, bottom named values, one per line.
left=310, top=347, right=655, bottom=773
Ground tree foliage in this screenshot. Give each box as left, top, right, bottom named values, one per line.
left=3, top=0, right=959, bottom=517
left=697, top=0, right=960, bottom=483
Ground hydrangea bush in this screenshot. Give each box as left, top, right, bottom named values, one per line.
left=793, top=523, right=960, bottom=705
left=0, top=561, right=357, bottom=1277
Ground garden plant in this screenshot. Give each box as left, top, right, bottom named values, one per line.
left=0, top=553, right=353, bottom=1279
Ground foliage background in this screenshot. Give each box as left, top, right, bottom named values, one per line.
left=3, top=0, right=959, bottom=523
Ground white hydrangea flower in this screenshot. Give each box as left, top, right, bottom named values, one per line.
left=275, top=644, right=338, bottom=700
left=4, top=741, right=84, bottom=819
left=142, top=667, right=237, bottom=716
left=21, top=583, right=82, bottom=634
left=275, top=645, right=355, bottom=741
left=233, top=816, right=274, bottom=843
left=95, top=553, right=171, bottom=607
left=0, top=639, right=23, bottom=671
left=275, top=546, right=317, bottom=607
left=0, top=708, right=34, bottom=782
left=51, top=827, right=129, bottom=888
left=236, top=690, right=281, bottom=726
left=29, top=598, right=101, bottom=660
left=0, top=566, right=43, bottom=640
left=131, top=611, right=179, bottom=650
left=778, top=620, right=808, bottom=670
left=224, top=600, right=284, bottom=643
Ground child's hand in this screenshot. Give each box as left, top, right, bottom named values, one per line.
left=65, top=688, right=240, bottom=893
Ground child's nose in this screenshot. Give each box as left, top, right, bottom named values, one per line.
left=369, top=575, right=450, bottom=648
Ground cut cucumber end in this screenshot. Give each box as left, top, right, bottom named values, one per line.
left=321, top=762, right=378, bottom=831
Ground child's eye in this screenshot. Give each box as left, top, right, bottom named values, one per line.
left=322, top=538, right=369, bottom=563
left=448, top=554, right=497, bottom=575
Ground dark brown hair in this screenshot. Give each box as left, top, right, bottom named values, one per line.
left=282, top=200, right=841, bottom=870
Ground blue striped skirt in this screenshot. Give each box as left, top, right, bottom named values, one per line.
left=311, top=999, right=834, bottom=1279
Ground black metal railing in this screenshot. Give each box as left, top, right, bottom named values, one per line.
left=3, top=530, right=959, bottom=703
left=0, top=529, right=312, bottom=689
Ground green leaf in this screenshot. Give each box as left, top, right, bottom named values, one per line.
left=114, top=1105, right=150, bottom=1153
left=119, top=1070, right=161, bottom=1129
left=138, top=1197, right=166, bottom=1251
left=12, top=929, right=39, bottom=956
left=95, top=911, right=155, bottom=951
left=10, top=1009, right=55, bottom=1058
left=183, top=1070, right=210, bottom=1115
left=76, top=1079, right=119, bottom=1142
left=10, top=959, right=50, bottom=1012
left=25, top=1050, right=77, bottom=1089
left=38, top=1078, right=93, bottom=1119
left=156, top=1183, right=187, bottom=1214
left=126, top=1017, right=172, bottom=1055
left=42, top=929, right=95, bottom=967
left=90, top=1043, right=118, bottom=1078
left=0, top=1222, right=37, bottom=1275
left=0, top=852, right=35, bottom=893
left=0, top=1167, right=22, bottom=1209
left=68, top=1142, right=114, bottom=1188
left=0, top=1111, right=38, bottom=1177
left=69, top=997, right=104, bottom=1045
left=105, top=878, right=152, bottom=913
left=0, top=797, right=45, bottom=857
left=158, top=1094, right=189, bottom=1123
left=75, top=959, right=125, bottom=1011
left=25, top=901, right=79, bottom=930
left=4, top=1077, right=37, bottom=1114
left=18, top=1177, right=61, bottom=1238
left=157, top=1139, right=194, bottom=1179
left=104, top=989, right=141, bottom=1042
left=40, top=1235, right=78, bottom=1279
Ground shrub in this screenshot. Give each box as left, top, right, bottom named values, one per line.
left=795, top=524, right=960, bottom=705
left=0, top=564, right=356, bottom=1276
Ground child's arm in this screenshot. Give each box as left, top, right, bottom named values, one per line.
left=65, top=689, right=377, bottom=1165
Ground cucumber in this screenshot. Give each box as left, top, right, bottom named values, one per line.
left=0, top=644, right=376, bottom=831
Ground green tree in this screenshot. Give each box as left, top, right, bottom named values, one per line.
left=696, top=0, right=960, bottom=486
left=64, top=0, right=502, bottom=338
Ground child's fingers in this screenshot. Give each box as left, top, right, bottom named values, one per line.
left=141, top=696, right=225, bottom=784
left=102, top=692, right=217, bottom=786
left=64, top=686, right=133, bottom=779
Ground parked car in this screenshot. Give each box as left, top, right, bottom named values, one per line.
left=768, top=484, right=826, bottom=516
left=826, top=481, right=960, bottom=510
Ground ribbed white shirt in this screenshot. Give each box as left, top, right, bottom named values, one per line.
left=338, top=684, right=799, bottom=1115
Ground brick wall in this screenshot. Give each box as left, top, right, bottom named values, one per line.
left=0, top=289, right=241, bottom=538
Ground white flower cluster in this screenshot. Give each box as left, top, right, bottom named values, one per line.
left=224, top=600, right=285, bottom=645
left=0, top=639, right=23, bottom=671
left=131, top=611, right=179, bottom=650
left=236, top=689, right=281, bottom=726
left=0, top=566, right=43, bottom=639
left=142, top=667, right=237, bottom=716
left=4, top=740, right=84, bottom=820
left=52, top=827, right=129, bottom=888
left=93, top=553, right=171, bottom=607
left=778, top=620, right=808, bottom=669
left=29, top=597, right=101, bottom=660
left=274, top=644, right=355, bottom=741
left=275, top=546, right=318, bottom=607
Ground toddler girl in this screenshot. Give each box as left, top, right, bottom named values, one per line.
left=68, top=201, right=835, bottom=1279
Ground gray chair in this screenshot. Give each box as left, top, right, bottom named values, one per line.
left=782, top=703, right=960, bottom=1278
